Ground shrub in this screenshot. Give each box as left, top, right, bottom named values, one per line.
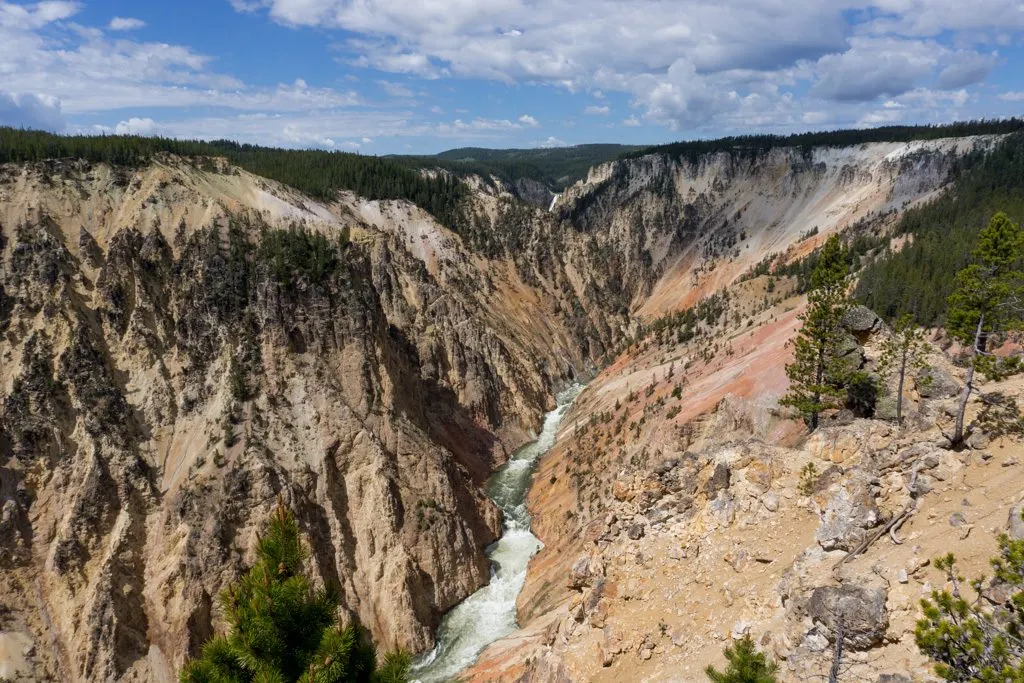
left=705, top=634, right=779, bottom=682
left=180, top=502, right=409, bottom=683
left=916, top=521, right=1024, bottom=681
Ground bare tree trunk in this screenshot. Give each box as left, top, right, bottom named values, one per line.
left=953, top=314, right=985, bottom=446
left=896, top=346, right=907, bottom=425
left=829, top=613, right=845, bottom=683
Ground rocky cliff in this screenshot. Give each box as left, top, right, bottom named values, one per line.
left=462, top=136, right=1024, bottom=682
left=0, top=134, right=1009, bottom=681
left=468, top=296, right=1024, bottom=682
left=0, top=157, right=610, bottom=681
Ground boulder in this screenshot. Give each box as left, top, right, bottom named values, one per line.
left=588, top=598, right=609, bottom=628
left=1008, top=503, right=1024, bottom=540
left=704, top=461, right=731, bottom=496
left=731, top=621, right=751, bottom=639
left=744, top=457, right=774, bottom=493
left=830, top=331, right=865, bottom=380
left=874, top=394, right=899, bottom=423
left=636, top=477, right=667, bottom=511
left=815, top=472, right=879, bottom=551
left=967, top=430, right=990, bottom=450
left=654, top=458, right=680, bottom=475
left=708, top=492, right=737, bottom=527
left=807, top=583, right=889, bottom=650
left=916, top=366, right=961, bottom=399
left=612, top=479, right=635, bottom=501
left=842, top=305, right=882, bottom=336
left=568, top=555, right=591, bottom=589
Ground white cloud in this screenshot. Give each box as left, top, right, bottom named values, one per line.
left=2, top=0, right=1022, bottom=150
left=108, top=16, right=145, bottom=31
left=855, top=0, right=1024, bottom=37
left=62, top=110, right=557, bottom=150
left=233, top=0, right=1024, bottom=131
left=0, top=91, right=64, bottom=130
left=114, top=117, right=157, bottom=135
left=437, top=117, right=531, bottom=134
left=282, top=126, right=337, bottom=148
left=937, top=51, right=998, bottom=89
left=0, top=15, right=362, bottom=115
left=228, top=0, right=268, bottom=11
left=350, top=47, right=445, bottom=78
left=377, top=79, right=414, bottom=97
left=811, top=37, right=939, bottom=102
left=0, top=1, right=79, bottom=30
left=535, top=135, right=567, bottom=148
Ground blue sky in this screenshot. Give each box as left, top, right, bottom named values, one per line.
left=1, top=0, right=1023, bottom=155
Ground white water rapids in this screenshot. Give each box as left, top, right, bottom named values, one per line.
left=410, top=384, right=584, bottom=682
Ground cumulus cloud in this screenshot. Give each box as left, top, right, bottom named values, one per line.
left=232, top=0, right=1022, bottom=131
left=114, top=117, right=157, bottom=135
left=811, top=38, right=938, bottom=102
left=584, top=105, right=609, bottom=115
left=518, top=114, right=539, bottom=127
left=0, top=1, right=79, bottom=29
left=998, top=91, right=1024, bottom=102
left=0, top=91, right=65, bottom=130
left=937, top=52, right=998, bottom=90
left=0, top=14, right=362, bottom=116
left=108, top=16, right=145, bottom=31
left=535, top=135, right=567, bottom=148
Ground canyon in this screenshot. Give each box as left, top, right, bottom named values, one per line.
left=0, top=133, right=1018, bottom=682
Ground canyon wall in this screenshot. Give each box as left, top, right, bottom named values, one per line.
left=0, top=135, right=1002, bottom=681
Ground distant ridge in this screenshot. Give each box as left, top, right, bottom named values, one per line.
left=393, top=143, right=641, bottom=191
left=623, top=118, right=1024, bottom=162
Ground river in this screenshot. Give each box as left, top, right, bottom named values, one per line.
left=410, top=383, right=584, bottom=682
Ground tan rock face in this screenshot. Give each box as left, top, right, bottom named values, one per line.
left=0, top=159, right=612, bottom=682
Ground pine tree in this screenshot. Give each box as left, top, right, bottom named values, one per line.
left=780, top=235, right=851, bottom=431
left=705, top=635, right=779, bottom=683
left=180, top=502, right=409, bottom=683
left=877, top=314, right=931, bottom=424
left=915, top=519, right=1024, bottom=681
left=946, top=212, right=1024, bottom=446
